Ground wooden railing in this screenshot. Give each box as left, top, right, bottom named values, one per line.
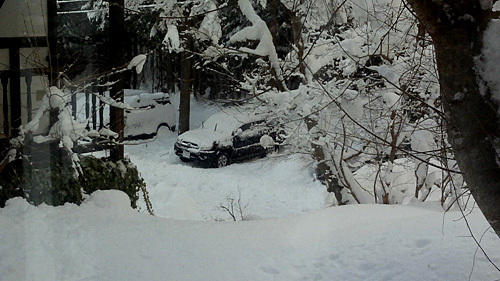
left=1, top=69, right=110, bottom=138
left=69, top=84, right=106, bottom=131
left=0, top=69, right=48, bottom=137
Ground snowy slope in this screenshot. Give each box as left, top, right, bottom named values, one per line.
left=1, top=191, right=499, bottom=281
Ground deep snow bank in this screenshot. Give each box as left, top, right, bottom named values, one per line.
left=1, top=191, right=499, bottom=281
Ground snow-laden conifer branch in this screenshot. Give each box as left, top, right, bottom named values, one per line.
left=229, top=0, right=287, bottom=91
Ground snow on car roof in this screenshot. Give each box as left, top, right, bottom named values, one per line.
left=200, top=108, right=268, bottom=133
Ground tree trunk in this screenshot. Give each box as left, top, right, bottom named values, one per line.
left=178, top=29, right=193, bottom=135
left=109, top=0, right=125, bottom=160
left=407, top=0, right=500, bottom=236
left=165, top=52, right=176, bottom=94
left=304, top=117, right=344, bottom=204
left=288, top=3, right=306, bottom=82
left=268, top=0, right=279, bottom=42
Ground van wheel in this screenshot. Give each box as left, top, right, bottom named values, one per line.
left=215, top=153, right=230, bottom=168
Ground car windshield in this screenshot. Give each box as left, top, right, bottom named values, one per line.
left=201, top=110, right=260, bottom=134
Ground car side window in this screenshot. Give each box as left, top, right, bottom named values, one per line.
left=234, top=122, right=261, bottom=148
left=239, top=123, right=251, bottom=131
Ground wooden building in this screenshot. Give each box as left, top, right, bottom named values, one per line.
left=0, top=0, right=121, bottom=155
left=0, top=0, right=57, bottom=142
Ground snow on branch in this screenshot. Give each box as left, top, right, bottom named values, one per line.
left=163, top=25, right=181, bottom=52
left=16, top=86, right=92, bottom=176
left=127, top=54, right=147, bottom=74
left=194, top=0, right=222, bottom=45
left=92, top=90, right=142, bottom=111
left=229, top=0, right=285, bottom=89
left=11, top=84, right=147, bottom=177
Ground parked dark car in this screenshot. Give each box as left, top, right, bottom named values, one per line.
left=174, top=110, right=284, bottom=167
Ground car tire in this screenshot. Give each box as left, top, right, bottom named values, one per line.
left=180, top=157, right=193, bottom=162
left=265, top=146, right=274, bottom=155
left=215, top=153, right=230, bottom=168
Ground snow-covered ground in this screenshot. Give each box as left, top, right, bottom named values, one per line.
left=1, top=94, right=499, bottom=281
left=129, top=133, right=327, bottom=220
left=2, top=192, right=499, bottom=281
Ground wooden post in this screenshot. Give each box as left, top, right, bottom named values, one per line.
left=47, top=0, right=58, bottom=84
left=109, top=0, right=125, bottom=161
left=9, top=48, right=21, bottom=137
left=71, top=90, right=77, bottom=118
left=1, top=76, right=8, bottom=136
left=151, top=50, right=155, bottom=93
left=132, top=36, right=138, bottom=89
left=25, top=75, right=32, bottom=122
left=99, top=86, right=104, bottom=129
left=92, top=86, right=97, bottom=130
left=85, top=89, right=90, bottom=129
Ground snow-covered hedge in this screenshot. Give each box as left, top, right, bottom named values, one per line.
left=0, top=152, right=144, bottom=208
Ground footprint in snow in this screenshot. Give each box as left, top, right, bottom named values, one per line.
left=259, top=266, right=280, bottom=275
left=328, top=254, right=340, bottom=261
left=300, top=273, right=324, bottom=281
left=313, top=262, right=325, bottom=268
left=415, top=238, right=431, bottom=248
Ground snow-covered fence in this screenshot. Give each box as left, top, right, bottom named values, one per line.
left=0, top=71, right=42, bottom=138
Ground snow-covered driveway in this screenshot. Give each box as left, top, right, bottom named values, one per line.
left=127, top=129, right=327, bottom=220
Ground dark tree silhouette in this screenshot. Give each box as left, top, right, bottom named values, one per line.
left=109, top=0, right=126, bottom=160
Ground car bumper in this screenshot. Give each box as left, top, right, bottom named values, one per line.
left=174, top=143, right=216, bottom=163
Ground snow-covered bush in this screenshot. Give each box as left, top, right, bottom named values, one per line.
left=0, top=154, right=144, bottom=208
left=0, top=149, right=83, bottom=207
left=1, top=80, right=148, bottom=207
left=76, top=156, right=145, bottom=209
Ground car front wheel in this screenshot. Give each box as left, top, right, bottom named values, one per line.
left=215, top=153, right=230, bottom=168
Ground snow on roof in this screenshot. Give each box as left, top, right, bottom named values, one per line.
left=201, top=108, right=267, bottom=132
